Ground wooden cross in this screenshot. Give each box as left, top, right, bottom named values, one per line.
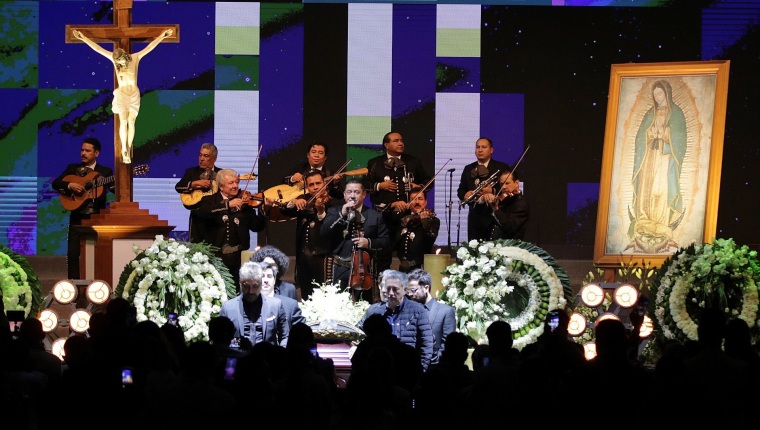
left=65, top=0, right=179, bottom=203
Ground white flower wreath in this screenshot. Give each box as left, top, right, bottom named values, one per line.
left=116, top=235, right=235, bottom=343
left=652, top=238, right=760, bottom=343
left=439, top=239, right=573, bottom=350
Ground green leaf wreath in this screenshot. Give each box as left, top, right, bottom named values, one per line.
left=0, top=244, right=43, bottom=318
left=115, top=235, right=235, bottom=343
left=439, top=239, right=574, bottom=350
left=650, top=237, right=760, bottom=345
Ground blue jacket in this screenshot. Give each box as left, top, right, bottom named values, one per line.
left=360, top=299, right=434, bottom=370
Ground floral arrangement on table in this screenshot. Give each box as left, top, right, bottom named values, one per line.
left=299, top=281, right=370, bottom=342
left=650, top=237, right=760, bottom=345
left=0, top=243, right=43, bottom=318
left=439, top=239, right=574, bottom=350
left=115, top=235, right=235, bottom=343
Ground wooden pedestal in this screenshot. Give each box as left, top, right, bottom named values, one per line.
left=78, top=202, right=174, bottom=289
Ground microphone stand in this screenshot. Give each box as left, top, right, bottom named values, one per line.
left=455, top=168, right=462, bottom=249
left=447, top=169, right=454, bottom=251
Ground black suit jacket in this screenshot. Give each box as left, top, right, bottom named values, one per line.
left=390, top=209, right=441, bottom=267
left=280, top=194, right=341, bottom=257
left=196, top=191, right=267, bottom=251
left=52, top=163, right=114, bottom=221
left=457, top=159, right=511, bottom=241
left=283, top=162, right=344, bottom=199
left=364, top=153, right=432, bottom=211
left=175, top=165, right=222, bottom=242
left=487, top=193, right=529, bottom=241
left=320, top=205, right=390, bottom=259
left=175, top=165, right=222, bottom=196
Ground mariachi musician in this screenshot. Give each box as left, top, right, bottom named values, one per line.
left=320, top=179, right=389, bottom=303
left=283, top=141, right=344, bottom=200
left=175, top=143, right=222, bottom=243
left=52, top=137, right=114, bottom=279
left=457, top=137, right=512, bottom=242
left=196, top=168, right=269, bottom=290
left=364, top=132, right=431, bottom=276
left=279, top=170, right=340, bottom=300
left=389, top=186, right=440, bottom=273
left=479, top=170, right=529, bottom=241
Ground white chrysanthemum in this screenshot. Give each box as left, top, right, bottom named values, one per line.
left=118, top=235, right=229, bottom=344
left=439, top=240, right=568, bottom=350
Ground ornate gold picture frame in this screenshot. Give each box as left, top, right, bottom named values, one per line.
left=594, top=60, right=730, bottom=268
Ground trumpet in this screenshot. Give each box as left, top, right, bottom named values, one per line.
left=461, top=170, right=500, bottom=208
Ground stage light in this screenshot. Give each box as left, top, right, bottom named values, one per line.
left=596, top=312, right=621, bottom=325
left=639, top=315, right=654, bottom=338
left=567, top=312, right=587, bottom=336
left=53, top=280, right=78, bottom=304
left=614, top=284, right=638, bottom=308
left=39, top=309, right=59, bottom=332
left=51, top=338, right=67, bottom=361
left=583, top=341, right=597, bottom=360
left=580, top=283, right=605, bottom=307
left=43, top=279, right=112, bottom=355
left=69, top=310, right=91, bottom=333
left=86, top=280, right=111, bottom=304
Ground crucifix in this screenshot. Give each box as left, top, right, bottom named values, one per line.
left=66, top=0, right=179, bottom=204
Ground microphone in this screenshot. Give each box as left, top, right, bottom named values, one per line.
left=346, top=198, right=357, bottom=221
left=447, top=168, right=456, bottom=173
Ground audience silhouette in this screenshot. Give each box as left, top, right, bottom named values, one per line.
left=8, top=302, right=760, bottom=430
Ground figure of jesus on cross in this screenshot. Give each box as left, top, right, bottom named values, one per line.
left=73, top=28, right=173, bottom=165
left=67, top=0, right=179, bottom=203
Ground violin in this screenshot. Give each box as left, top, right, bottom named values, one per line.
left=349, top=216, right=373, bottom=292
left=238, top=190, right=266, bottom=208
left=305, top=191, right=331, bottom=212
left=417, top=208, right=437, bottom=219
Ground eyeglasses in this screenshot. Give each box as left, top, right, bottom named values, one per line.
left=407, top=287, right=422, bottom=294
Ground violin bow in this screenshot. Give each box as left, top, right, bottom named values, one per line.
left=242, top=145, right=263, bottom=193
left=496, top=144, right=530, bottom=190
left=403, top=158, right=453, bottom=210
left=305, top=158, right=353, bottom=206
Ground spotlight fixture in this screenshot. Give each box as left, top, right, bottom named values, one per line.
left=86, top=280, right=112, bottom=304
left=639, top=315, right=654, bottom=338
left=567, top=312, right=587, bottom=336
left=69, top=310, right=91, bottom=333
left=596, top=312, right=621, bottom=325
left=51, top=338, right=67, bottom=361
left=583, top=341, right=597, bottom=360
left=580, top=283, right=605, bottom=307
left=42, top=279, right=112, bottom=355
left=39, top=309, right=59, bottom=332
left=52, top=280, right=78, bottom=304
left=613, top=284, right=638, bottom=308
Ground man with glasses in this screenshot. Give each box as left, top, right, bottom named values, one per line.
left=358, top=270, right=434, bottom=371
left=406, top=268, right=456, bottom=365
left=175, top=143, right=221, bottom=243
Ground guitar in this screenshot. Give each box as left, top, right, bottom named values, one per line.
left=179, top=170, right=249, bottom=207
left=59, top=164, right=150, bottom=211
left=262, top=168, right=368, bottom=204
left=180, top=180, right=219, bottom=207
